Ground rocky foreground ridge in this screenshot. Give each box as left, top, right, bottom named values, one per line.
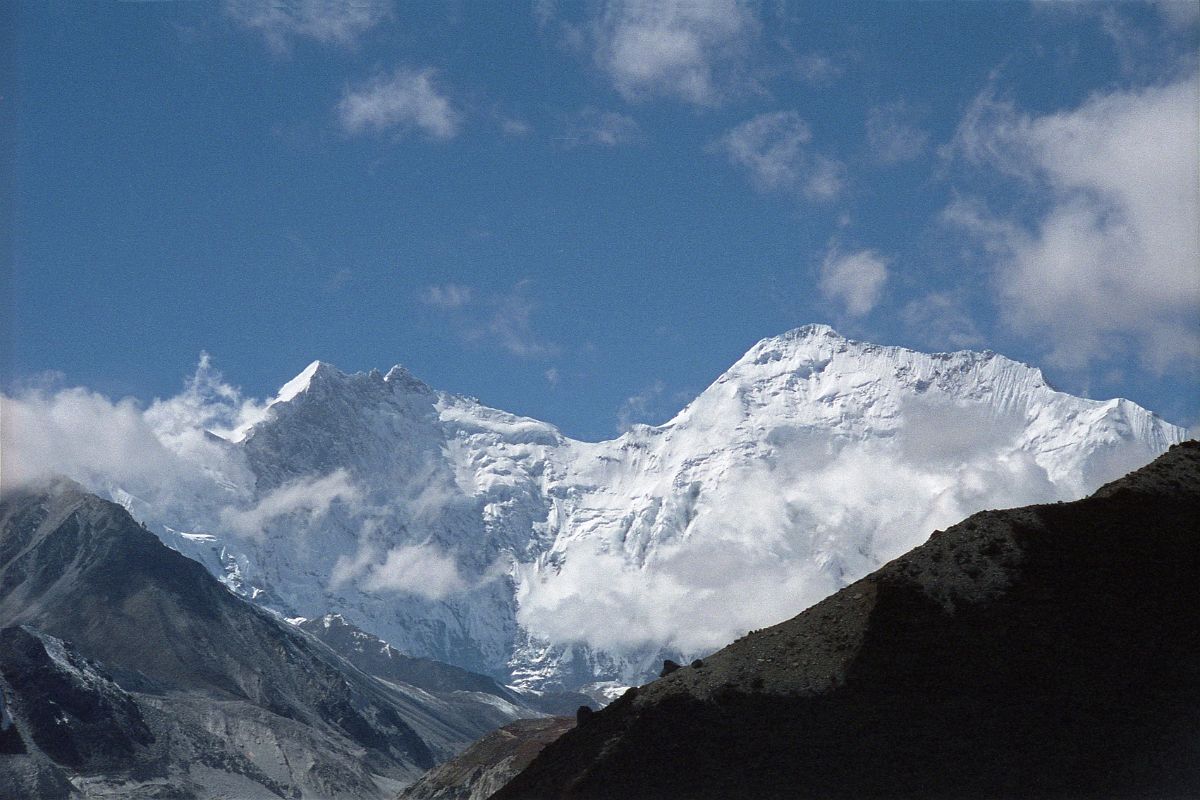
left=492, top=441, right=1200, bottom=799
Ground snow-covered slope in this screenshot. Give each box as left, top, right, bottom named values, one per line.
left=105, top=326, right=1187, bottom=690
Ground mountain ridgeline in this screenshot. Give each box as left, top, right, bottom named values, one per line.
left=491, top=441, right=1200, bottom=799
left=110, top=326, right=1185, bottom=691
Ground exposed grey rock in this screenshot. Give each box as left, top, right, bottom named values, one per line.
left=0, top=482, right=552, bottom=798
left=397, top=717, right=573, bottom=800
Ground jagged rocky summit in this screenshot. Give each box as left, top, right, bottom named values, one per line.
left=88, top=326, right=1186, bottom=691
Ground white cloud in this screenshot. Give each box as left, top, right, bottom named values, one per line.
left=818, top=248, right=889, bottom=317
left=360, top=543, right=468, bottom=598
left=900, top=291, right=985, bottom=349
left=478, top=288, right=559, bottom=358
left=420, top=282, right=558, bottom=359
left=219, top=469, right=360, bottom=539
left=544, top=367, right=560, bottom=386
left=866, top=101, right=929, bottom=164
left=616, top=379, right=666, bottom=432
left=0, top=358, right=259, bottom=523
left=563, top=108, right=643, bottom=147
left=500, top=116, right=533, bottom=138
left=224, top=0, right=391, bottom=52
left=947, top=75, right=1200, bottom=372
left=591, top=0, right=759, bottom=105
left=518, top=424, right=1061, bottom=655
left=716, top=111, right=844, bottom=200
left=793, top=52, right=842, bottom=87
left=420, top=283, right=474, bottom=309
left=337, top=68, right=460, bottom=139
left=144, top=352, right=271, bottom=445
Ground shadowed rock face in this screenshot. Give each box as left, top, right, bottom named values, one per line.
left=1, top=482, right=521, bottom=798
left=493, top=442, right=1200, bottom=800
left=399, top=717, right=574, bottom=800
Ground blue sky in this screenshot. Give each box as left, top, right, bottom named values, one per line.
left=5, top=0, right=1199, bottom=440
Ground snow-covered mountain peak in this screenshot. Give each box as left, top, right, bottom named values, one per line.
left=274, top=359, right=345, bottom=403
left=673, top=327, right=1057, bottom=437
left=110, top=328, right=1186, bottom=692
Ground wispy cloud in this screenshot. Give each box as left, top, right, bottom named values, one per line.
left=793, top=52, right=842, bottom=86
left=1154, top=0, right=1200, bottom=28
left=900, top=291, right=985, bottom=350
left=818, top=247, right=889, bottom=317
left=220, top=469, right=360, bottom=539
left=421, top=281, right=558, bottom=359
left=476, top=286, right=559, bottom=358
left=337, top=68, right=460, bottom=139
left=716, top=111, right=844, bottom=200
left=420, top=283, right=474, bottom=309
left=224, top=0, right=391, bottom=53
left=945, top=75, right=1200, bottom=372
left=499, top=116, right=533, bottom=138
left=866, top=101, right=929, bottom=164
left=616, top=380, right=666, bottom=432
left=560, top=108, right=643, bottom=147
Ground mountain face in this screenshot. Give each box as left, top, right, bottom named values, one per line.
left=491, top=441, right=1200, bottom=800
left=94, top=326, right=1185, bottom=690
left=297, top=614, right=592, bottom=717
left=0, top=483, right=550, bottom=798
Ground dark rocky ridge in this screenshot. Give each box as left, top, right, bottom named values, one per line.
left=493, top=441, right=1200, bottom=799
left=398, top=717, right=574, bottom=800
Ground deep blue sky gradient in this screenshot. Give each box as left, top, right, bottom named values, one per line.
left=6, top=1, right=1198, bottom=439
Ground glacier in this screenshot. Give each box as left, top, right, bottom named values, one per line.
left=51, top=325, right=1187, bottom=690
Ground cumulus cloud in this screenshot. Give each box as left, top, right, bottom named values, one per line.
left=716, top=111, right=844, bottom=200
left=590, top=0, right=759, bottom=104
left=818, top=248, right=889, bottom=316
left=219, top=469, right=360, bottom=539
left=947, top=75, right=1200, bottom=372
left=224, top=0, right=391, bottom=53
left=337, top=68, right=460, bottom=139
left=0, top=358, right=259, bottom=523
left=866, top=101, right=929, bottom=164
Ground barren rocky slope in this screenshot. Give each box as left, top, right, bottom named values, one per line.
left=399, top=717, right=574, bottom=800
left=0, top=482, right=547, bottom=798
